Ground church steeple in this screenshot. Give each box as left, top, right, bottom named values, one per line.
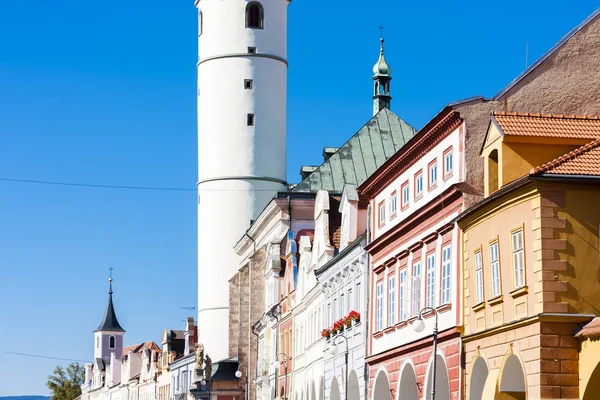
left=93, top=274, right=125, bottom=361
left=94, top=277, right=125, bottom=333
left=372, top=26, right=392, bottom=116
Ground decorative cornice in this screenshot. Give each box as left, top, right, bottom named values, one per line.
left=359, top=110, right=463, bottom=197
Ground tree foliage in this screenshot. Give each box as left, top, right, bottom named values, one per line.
left=47, top=362, right=85, bottom=400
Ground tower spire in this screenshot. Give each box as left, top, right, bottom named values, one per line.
left=94, top=270, right=125, bottom=333
left=372, top=25, right=392, bottom=116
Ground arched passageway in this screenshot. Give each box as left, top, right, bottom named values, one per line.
left=497, top=354, right=526, bottom=400
left=424, top=354, right=450, bottom=400
left=348, top=370, right=360, bottom=400
left=468, top=357, right=489, bottom=400
left=373, top=370, right=391, bottom=400
left=397, top=363, right=418, bottom=400
left=583, top=361, right=600, bottom=400
left=330, top=377, right=341, bottom=400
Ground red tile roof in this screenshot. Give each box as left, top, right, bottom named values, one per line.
left=530, top=137, right=600, bottom=176
left=123, top=341, right=161, bottom=355
left=493, top=112, right=600, bottom=139
left=576, top=317, right=600, bottom=337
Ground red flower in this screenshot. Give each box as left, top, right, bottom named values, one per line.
left=321, top=329, right=331, bottom=338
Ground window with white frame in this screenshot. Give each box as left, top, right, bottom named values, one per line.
left=327, top=302, right=332, bottom=325
left=333, top=298, right=338, bottom=320
left=376, top=281, right=384, bottom=331
left=399, top=269, right=407, bottom=321
left=426, top=254, right=436, bottom=308
left=341, top=292, right=346, bottom=316
left=348, top=288, right=353, bottom=312
left=429, top=161, right=437, bottom=188
left=388, top=274, right=396, bottom=326
left=475, top=250, right=483, bottom=304
left=356, top=283, right=361, bottom=314
left=402, top=182, right=409, bottom=208
left=412, top=261, right=421, bottom=317
left=379, top=201, right=386, bottom=225
left=490, top=241, right=501, bottom=297
left=512, top=229, right=525, bottom=288
left=441, top=246, right=452, bottom=304
left=390, top=193, right=397, bottom=215
left=415, top=171, right=423, bottom=198
left=444, top=148, right=453, bottom=177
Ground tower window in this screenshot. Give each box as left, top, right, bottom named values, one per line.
left=244, top=79, right=253, bottom=89
left=246, top=2, right=264, bottom=29
left=247, top=114, right=255, bottom=126
left=109, top=335, right=116, bottom=349
left=248, top=47, right=257, bottom=54
left=198, top=11, right=203, bottom=36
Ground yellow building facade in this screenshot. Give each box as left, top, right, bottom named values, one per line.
left=458, top=113, right=600, bottom=400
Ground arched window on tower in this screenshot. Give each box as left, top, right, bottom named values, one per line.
left=246, top=2, right=264, bottom=29
left=198, top=11, right=203, bottom=36
left=109, top=335, right=116, bottom=349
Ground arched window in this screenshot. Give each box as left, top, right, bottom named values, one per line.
left=198, top=11, right=203, bottom=36
left=246, top=2, right=264, bottom=29
left=109, top=335, right=116, bottom=349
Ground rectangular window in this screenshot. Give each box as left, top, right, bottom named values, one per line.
left=401, top=181, right=409, bottom=209
left=426, top=254, right=436, bottom=308
left=475, top=251, right=483, bottom=304
left=333, top=298, right=337, bottom=320
left=441, top=245, right=452, bottom=304
left=327, top=303, right=332, bottom=326
left=388, top=274, right=396, bottom=326
left=378, top=201, right=386, bottom=226
left=415, top=171, right=423, bottom=199
left=390, top=192, right=397, bottom=216
left=444, top=147, right=453, bottom=178
left=512, top=230, right=525, bottom=289
left=490, top=241, right=501, bottom=297
left=429, top=160, right=438, bottom=190
left=341, top=293, right=346, bottom=316
left=399, top=269, right=407, bottom=321
left=248, top=46, right=257, bottom=53
left=247, top=113, right=255, bottom=126
left=244, top=79, right=253, bottom=89
left=376, top=281, right=384, bottom=331
left=356, top=283, right=361, bottom=314
left=412, top=261, right=421, bottom=317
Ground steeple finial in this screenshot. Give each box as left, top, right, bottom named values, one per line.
left=372, top=26, right=392, bottom=115
left=108, top=267, right=114, bottom=294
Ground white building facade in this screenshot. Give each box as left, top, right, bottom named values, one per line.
left=195, top=0, right=290, bottom=361
left=315, top=186, right=369, bottom=400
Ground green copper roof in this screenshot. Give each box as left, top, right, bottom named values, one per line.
left=292, top=108, right=417, bottom=193
left=373, top=38, right=391, bottom=76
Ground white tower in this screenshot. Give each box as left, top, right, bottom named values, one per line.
left=195, top=0, right=289, bottom=360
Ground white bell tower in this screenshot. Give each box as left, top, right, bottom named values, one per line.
left=195, top=0, right=289, bottom=361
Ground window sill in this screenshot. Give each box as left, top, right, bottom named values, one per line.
left=383, top=326, right=395, bottom=334
left=488, top=295, right=504, bottom=306
left=437, top=303, right=452, bottom=313
left=414, top=193, right=423, bottom=202
left=428, top=184, right=437, bottom=192
left=390, top=212, right=397, bottom=220
left=510, top=286, right=528, bottom=299
left=444, top=172, right=453, bottom=181
left=472, top=302, right=486, bottom=312
left=394, top=320, right=408, bottom=330
left=373, top=331, right=384, bottom=339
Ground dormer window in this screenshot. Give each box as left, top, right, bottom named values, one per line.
left=109, top=336, right=116, bottom=349
left=487, top=149, right=499, bottom=194
left=246, top=2, right=264, bottom=29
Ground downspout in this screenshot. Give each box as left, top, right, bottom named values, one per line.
left=252, top=323, right=260, bottom=399
left=363, top=203, right=372, bottom=400
left=274, top=308, right=281, bottom=400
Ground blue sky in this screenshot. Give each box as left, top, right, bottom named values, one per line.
left=0, top=0, right=598, bottom=395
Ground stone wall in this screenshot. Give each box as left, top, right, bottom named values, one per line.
left=229, top=250, right=266, bottom=400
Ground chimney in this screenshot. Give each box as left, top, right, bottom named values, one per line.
left=323, top=147, right=339, bottom=162
left=300, top=166, right=318, bottom=181
left=184, top=317, right=196, bottom=355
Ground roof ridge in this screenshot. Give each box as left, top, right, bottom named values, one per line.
left=530, top=137, right=600, bottom=174
left=493, top=111, right=600, bottom=120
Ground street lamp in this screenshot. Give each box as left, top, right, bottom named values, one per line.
left=272, top=353, right=290, bottom=400
left=411, top=307, right=439, bottom=400
left=236, top=364, right=249, bottom=400
left=329, top=334, right=349, bottom=400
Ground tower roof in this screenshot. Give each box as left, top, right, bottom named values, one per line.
left=94, top=278, right=125, bottom=333
left=373, top=38, right=391, bottom=76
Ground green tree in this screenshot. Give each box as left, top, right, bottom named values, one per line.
left=47, top=362, right=85, bottom=400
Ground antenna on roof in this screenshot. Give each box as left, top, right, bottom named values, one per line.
left=180, top=306, right=196, bottom=317
left=525, top=43, right=529, bottom=69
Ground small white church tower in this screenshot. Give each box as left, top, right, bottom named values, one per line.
left=93, top=277, right=125, bottom=362
left=195, top=0, right=289, bottom=360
